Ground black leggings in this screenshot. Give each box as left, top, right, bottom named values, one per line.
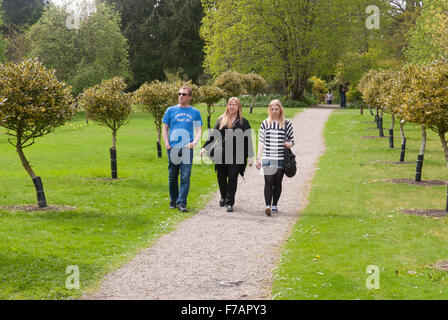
left=216, top=164, right=240, bottom=206
left=264, top=168, right=285, bottom=206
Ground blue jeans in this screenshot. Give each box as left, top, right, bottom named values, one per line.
left=168, top=148, right=193, bottom=207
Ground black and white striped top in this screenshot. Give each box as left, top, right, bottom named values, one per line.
left=259, top=119, right=295, bottom=161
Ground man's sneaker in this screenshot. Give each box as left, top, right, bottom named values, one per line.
left=272, top=205, right=278, bottom=212
left=226, top=205, right=233, bottom=212
left=265, top=206, right=271, bottom=216
left=178, top=205, right=188, bottom=213
left=170, top=202, right=177, bottom=209
left=219, top=199, right=225, bottom=207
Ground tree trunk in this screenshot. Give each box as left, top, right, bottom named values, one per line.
left=388, top=115, right=395, bottom=148
left=439, top=132, right=448, bottom=169
left=249, top=95, right=256, bottom=114
left=400, top=121, right=406, bottom=162
left=157, top=125, right=162, bottom=158
left=207, top=105, right=212, bottom=129
left=16, top=143, right=47, bottom=208
left=378, top=109, right=384, bottom=137
left=289, top=74, right=308, bottom=101
left=375, top=107, right=379, bottom=127
left=110, top=130, right=118, bottom=179
left=415, top=126, right=426, bottom=182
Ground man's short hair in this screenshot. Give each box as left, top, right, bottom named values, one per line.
left=180, top=86, right=192, bottom=96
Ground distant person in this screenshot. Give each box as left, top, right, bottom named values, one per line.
left=162, top=86, right=202, bottom=212
left=325, top=91, right=334, bottom=105
left=340, top=83, right=349, bottom=108
left=256, top=99, right=294, bottom=216
left=200, top=97, right=254, bottom=212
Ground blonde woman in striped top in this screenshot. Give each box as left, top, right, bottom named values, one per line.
left=255, top=100, right=294, bottom=216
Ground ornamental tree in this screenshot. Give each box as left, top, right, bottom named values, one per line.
left=198, top=85, right=225, bottom=131
left=241, top=73, right=267, bottom=114
left=403, top=61, right=448, bottom=168
left=133, top=80, right=177, bottom=158
left=213, top=70, right=245, bottom=101
left=79, top=77, right=132, bottom=179
left=358, top=69, right=378, bottom=117
left=0, top=58, right=75, bottom=208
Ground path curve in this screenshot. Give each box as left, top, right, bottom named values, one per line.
left=85, top=107, right=333, bottom=300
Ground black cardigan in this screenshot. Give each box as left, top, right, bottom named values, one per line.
left=203, top=116, right=254, bottom=177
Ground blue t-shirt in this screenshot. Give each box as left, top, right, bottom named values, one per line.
left=162, top=105, right=203, bottom=148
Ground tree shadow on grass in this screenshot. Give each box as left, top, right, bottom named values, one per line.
left=383, top=179, right=447, bottom=186
left=401, top=209, right=448, bottom=217
left=0, top=204, right=76, bottom=213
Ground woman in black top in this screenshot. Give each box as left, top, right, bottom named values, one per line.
left=200, top=97, right=254, bottom=212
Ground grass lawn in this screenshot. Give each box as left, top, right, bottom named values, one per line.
left=272, top=109, right=448, bottom=299
left=0, top=103, right=301, bottom=299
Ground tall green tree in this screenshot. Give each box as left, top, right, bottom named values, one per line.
left=27, top=1, right=130, bottom=95
left=105, top=0, right=204, bottom=90
left=201, top=0, right=386, bottom=100
left=2, top=0, right=47, bottom=26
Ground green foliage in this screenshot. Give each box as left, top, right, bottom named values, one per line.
left=226, top=94, right=309, bottom=109
left=358, top=69, right=379, bottom=108
left=213, top=70, right=245, bottom=100
left=201, top=0, right=387, bottom=100
left=4, top=25, right=31, bottom=63
left=198, top=85, right=225, bottom=127
left=27, top=2, right=131, bottom=95
left=79, top=77, right=132, bottom=149
left=133, top=80, right=177, bottom=143
left=106, top=0, right=204, bottom=89
left=0, top=58, right=75, bottom=149
left=0, top=0, right=6, bottom=63
left=401, top=61, right=448, bottom=137
left=198, top=85, right=225, bottom=108
left=2, top=0, right=46, bottom=26
left=405, top=0, right=448, bottom=63
left=241, top=73, right=267, bottom=96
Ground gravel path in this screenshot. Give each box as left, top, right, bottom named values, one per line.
left=85, top=107, right=334, bottom=300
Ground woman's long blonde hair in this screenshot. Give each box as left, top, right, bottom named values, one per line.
left=267, top=99, right=285, bottom=128
left=219, top=97, right=243, bottom=129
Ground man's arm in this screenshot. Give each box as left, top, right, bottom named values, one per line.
left=163, top=123, right=171, bottom=150
left=188, top=125, right=202, bottom=149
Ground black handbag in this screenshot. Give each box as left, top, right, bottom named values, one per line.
left=207, top=139, right=223, bottom=161
left=283, top=124, right=296, bottom=178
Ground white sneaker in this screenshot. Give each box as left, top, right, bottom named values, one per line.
left=272, top=205, right=278, bottom=212
left=265, top=206, right=271, bottom=216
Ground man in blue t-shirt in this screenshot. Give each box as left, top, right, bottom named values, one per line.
left=162, top=86, right=202, bottom=212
